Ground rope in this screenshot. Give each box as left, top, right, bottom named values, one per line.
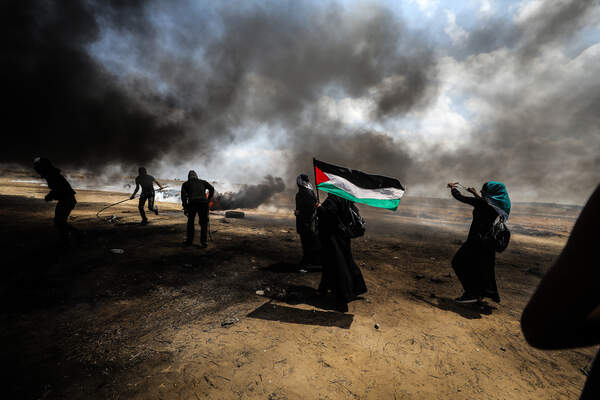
left=96, top=195, right=138, bottom=218
left=95, top=186, right=169, bottom=218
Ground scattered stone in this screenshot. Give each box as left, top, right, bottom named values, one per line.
left=221, top=317, right=239, bottom=327
left=430, top=277, right=445, bottom=284
left=109, top=248, right=125, bottom=255
left=374, top=323, right=380, bottom=330
left=500, top=347, right=506, bottom=352
left=225, top=211, right=245, bottom=219
left=526, top=267, right=544, bottom=277
left=414, top=274, right=425, bottom=280
left=255, top=290, right=265, bottom=296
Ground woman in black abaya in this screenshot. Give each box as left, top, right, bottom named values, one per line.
left=317, top=193, right=367, bottom=311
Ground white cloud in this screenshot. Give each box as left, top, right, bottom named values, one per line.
left=409, top=0, right=440, bottom=17
left=444, top=10, right=469, bottom=45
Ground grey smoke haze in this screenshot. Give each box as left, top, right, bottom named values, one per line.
left=2, top=0, right=599, bottom=205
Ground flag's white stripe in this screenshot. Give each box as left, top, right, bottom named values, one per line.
left=322, top=173, right=404, bottom=200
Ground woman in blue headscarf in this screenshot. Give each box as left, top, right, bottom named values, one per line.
left=447, top=181, right=511, bottom=304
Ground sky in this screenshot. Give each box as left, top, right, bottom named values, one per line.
left=2, top=0, right=600, bottom=204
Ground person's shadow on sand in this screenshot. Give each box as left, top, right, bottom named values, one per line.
left=409, top=292, right=496, bottom=319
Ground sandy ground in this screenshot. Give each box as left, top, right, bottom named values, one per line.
left=0, top=172, right=596, bottom=399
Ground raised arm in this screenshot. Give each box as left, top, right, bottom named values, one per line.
left=205, top=181, right=215, bottom=200
left=450, top=187, right=480, bottom=207
left=521, top=184, right=600, bottom=349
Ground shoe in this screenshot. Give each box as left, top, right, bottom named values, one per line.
left=154, top=206, right=159, bottom=216
left=455, top=293, right=479, bottom=304
left=484, top=291, right=501, bottom=303
left=141, top=219, right=148, bottom=225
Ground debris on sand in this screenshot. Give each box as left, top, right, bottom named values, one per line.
left=221, top=317, right=240, bottom=327
left=105, top=215, right=120, bottom=224
left=221, top=218, right=230, bottom=223
left=374, top=323, right=380, bottom=330
left=500, top=347, right=507, bottom=352
left=255, top=290, right=265, bottom=296
left=110, top=248, right=125, bottom=254
left=225, top=211, right=245, bottom=219
left=414, top=274, right=425, bottom=280
left=429, top=277, right=446, bottom=284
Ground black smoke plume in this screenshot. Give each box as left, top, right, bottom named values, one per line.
left=211, top=176, right=285, bottom=210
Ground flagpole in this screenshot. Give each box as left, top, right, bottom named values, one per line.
left=313, top=157, right=320, bottom=204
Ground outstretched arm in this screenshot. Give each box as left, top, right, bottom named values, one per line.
left=154, top=179, right=164, bottom=191
left=131, top=183, right=140, bottom=199
left=521, top=184, right=600, bottom=349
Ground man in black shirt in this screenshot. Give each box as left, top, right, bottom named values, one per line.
left=130, top=167, right=163, bottom=225
left=33, top=157, right=80, bottom=245
left=181, top=170, right=214, bottom=247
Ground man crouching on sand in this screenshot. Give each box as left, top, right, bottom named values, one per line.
left=181, top=170, right=214, bottom=248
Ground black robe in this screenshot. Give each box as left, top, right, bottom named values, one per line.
left=317, top=195, right=367, bottom=302
left=295, top=187, right=321, bottom=265
left=451, top=188, right=500, bottom=299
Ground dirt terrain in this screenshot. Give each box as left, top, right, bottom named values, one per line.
left=0, top=172, right=596, bottom=399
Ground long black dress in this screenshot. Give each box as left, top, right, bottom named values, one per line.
left=317, top=195, right=367, bottom=303
left=451, top=188, right=500, bottom=301
left=295, top=187, right=321, bottom=265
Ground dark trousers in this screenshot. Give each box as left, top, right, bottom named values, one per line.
left=138, top=192, right=155, bottom=221
left=299, top=231, right=321, bottom=265
left=54, top=198, right=78, bottom=244
left=186, top=200, right=209, bottom=245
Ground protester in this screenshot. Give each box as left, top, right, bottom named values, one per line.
left=521, top=184, right=600, bottom=399
left=448, top=181, right=511, bottom=304
left=33, top=157, right=80, bottom=246
left=294, top=174, right=321, bottom=269
left=317, top=193, right=367, bottom=312
left=130, top=167, right=163, bottom=225
left=181, top=170, right=215, bottom=248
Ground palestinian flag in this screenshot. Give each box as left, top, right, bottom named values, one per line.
left=313, top=158, right=405, bottom=210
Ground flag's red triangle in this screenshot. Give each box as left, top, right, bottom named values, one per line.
left=314, top=166, right=329, bottom=185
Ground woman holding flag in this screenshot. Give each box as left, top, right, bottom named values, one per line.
left=312, top=158, right=405, bottom=312
left=316, top=193, right=367, bottom=311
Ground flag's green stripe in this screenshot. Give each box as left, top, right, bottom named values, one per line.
left=318, top=183, right=400, bottom=210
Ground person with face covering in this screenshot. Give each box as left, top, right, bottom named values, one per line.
left=447, top=181, right=511, bottom=304
left=33, top=157, right=80, bottom=246
left=130, top=167, right=163, bottom=225
left=181, top=170, right=215, bottom=248
left=294, top=174, right=321, bottom=268
left=317, top=193, right=367, bottom=312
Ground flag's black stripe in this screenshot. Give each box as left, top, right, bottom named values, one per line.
left=314, top=159, right=404, bottom=190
